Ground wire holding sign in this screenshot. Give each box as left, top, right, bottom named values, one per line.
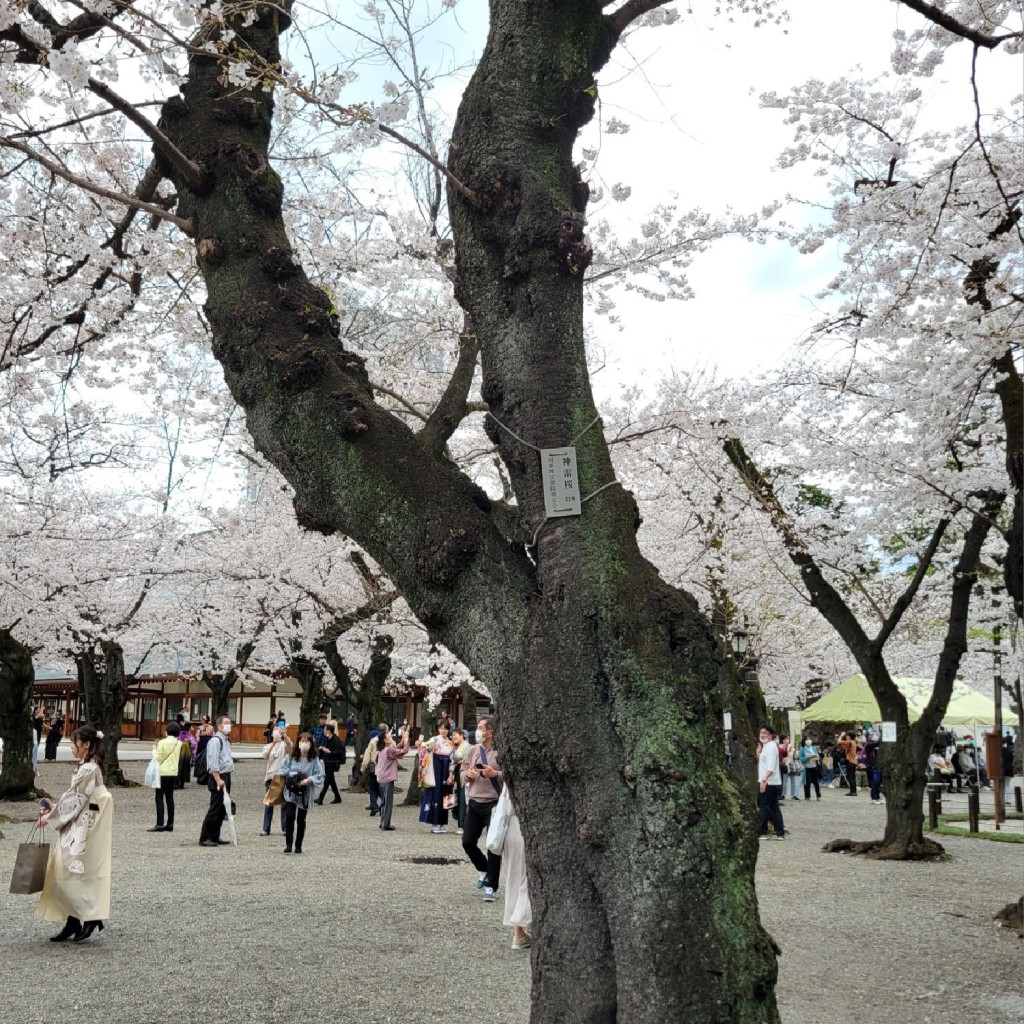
left=540, top=447, right=581, bottom=518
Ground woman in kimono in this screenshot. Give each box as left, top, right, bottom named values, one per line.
left=35, top=725, right=113, bottom=943
left=276, top=732, right=324, bottom=854
left=417, top=720, right=455, bottom=834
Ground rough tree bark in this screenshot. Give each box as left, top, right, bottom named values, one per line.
left=76, top=640, right=131, bottom=787
left=726, top=439, right=1004, bottom=859
left=158, top=4, right=780, bottom=1020
left=0, top=629, right=38, bottom=799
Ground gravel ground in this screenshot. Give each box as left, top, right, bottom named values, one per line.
left=1, top=762, right=1021, bottom=1024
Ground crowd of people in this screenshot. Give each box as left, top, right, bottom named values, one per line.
left=756, top=723, right=1018, bottom=840
left=29, top=710, right=531, bottom=952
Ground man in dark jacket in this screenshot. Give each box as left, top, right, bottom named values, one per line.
left=315, top=724, right=345, bottom=805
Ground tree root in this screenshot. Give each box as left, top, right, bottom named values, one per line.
left=823, top=836, right=948, bottom=860
left=994, top=897, right=1023, bottom=937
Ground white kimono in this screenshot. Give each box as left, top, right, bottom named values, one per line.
left=36, top=761, right=113, bottom=923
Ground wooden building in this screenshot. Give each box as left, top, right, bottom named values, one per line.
left=32, top=671, right=489, bottom=743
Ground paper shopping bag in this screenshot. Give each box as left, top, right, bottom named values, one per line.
left=9, top=832, right=50, bottom=895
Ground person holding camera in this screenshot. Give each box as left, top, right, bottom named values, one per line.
left=261, top=725, right=293, bottom=835
left=376, top=726, right=410, bottom=831
left=276, top=732, right=324, bottom=854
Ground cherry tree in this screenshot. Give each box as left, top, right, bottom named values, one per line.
left=3, top=0, right=1020, bottom=1018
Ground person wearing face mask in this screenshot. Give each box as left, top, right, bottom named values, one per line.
left=798, top=737, right=822, bottom=800
left=261, top=726, right=293, bottom=836
left=198, top=716, right=235, bottom=848
left=276, top=732, right=324, bottom=853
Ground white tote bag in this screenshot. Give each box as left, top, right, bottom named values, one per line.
left=485, top=785, right=512, bottom=855
left=144, top=756, right=161, bottom=789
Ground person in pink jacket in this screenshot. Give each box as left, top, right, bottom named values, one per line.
left=376, top=726, right=409, bottom=831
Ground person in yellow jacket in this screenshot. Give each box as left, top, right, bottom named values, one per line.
left=149, top=722, right=182, bottom=833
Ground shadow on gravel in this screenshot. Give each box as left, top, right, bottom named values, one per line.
left=400, top=855, right=463, bottom=865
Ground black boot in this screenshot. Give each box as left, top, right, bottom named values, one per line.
left=50, top=916, right=82, bottom=942
left=72, top=921, right=104, bottom=943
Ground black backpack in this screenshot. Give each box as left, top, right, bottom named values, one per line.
left=194, top=740, right=213, bottom=785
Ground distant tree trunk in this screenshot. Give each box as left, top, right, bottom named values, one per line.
left=293, top=657, right=327, bottom=733
left=203, top=670, right=234, bottom=721
left=0, top=629, right=38, bottom=799
left=460, top=680, right=478, bottom=731
left=322, top=634, right=393, bottom=790
left=726, top=439, right=1002, bottom=860
left=77, top=641, right=131, bottom=787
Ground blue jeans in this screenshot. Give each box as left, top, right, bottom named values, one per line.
left=787, top=770, right=801, bottom=798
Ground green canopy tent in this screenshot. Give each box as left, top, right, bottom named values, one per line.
left=800, top=674, right=922, bottom=726
left=941, top=691, right=1018, bottom=728
left=800, top=674, right=1018, bottom=730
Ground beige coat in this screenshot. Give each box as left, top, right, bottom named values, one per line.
left=36, top=761, right=113, bottom=923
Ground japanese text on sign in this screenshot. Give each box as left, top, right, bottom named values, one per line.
left=540, top=447, right=581, bottom=518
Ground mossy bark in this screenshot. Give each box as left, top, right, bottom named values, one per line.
left=159, top=4, right=780, bottom=1020
left=0, top=629, right=37, bottom=799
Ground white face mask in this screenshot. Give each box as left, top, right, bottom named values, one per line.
left=805, top=740, right=812, bottom=747
left=299, top=742, right=311, bottom=754
left=222, top=724, right=232, bottom=735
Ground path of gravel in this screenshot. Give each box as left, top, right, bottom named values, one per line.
left=1, top=762, right=1021, bottom=1024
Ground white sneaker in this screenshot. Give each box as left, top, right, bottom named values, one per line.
left=483, top=886, right=496, bottom=902
left=511, top=935, right=532, bottom=950
left=456, top=828, right=463, bottom=835
left=476, top=873, right=487, bottom=890
left=431, top=826, right=443, bottom=833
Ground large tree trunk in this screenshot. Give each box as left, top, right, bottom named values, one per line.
left=0, top=629, right=38, bottom=799
left=77, top=641, right=131, bottom=787
left=158, top=6, right=780, bottom=1021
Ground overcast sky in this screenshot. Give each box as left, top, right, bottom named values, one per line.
left=318, top=0, right=1018, bottom=396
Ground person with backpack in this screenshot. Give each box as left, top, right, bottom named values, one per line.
left=461, top=715, right=504, bottom=901
left=198, top=717, right=234, bottom=847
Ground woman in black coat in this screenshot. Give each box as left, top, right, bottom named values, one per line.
left=315, top=724, right=345, bottom=805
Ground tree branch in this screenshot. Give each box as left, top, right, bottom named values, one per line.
left=417, top=326, right=479, bottom=458
left=723, top=437, right=876, bottom=662
left=895, top=0, right=1022, bottom=48
left=87, top=78, right=206, bottom=190
left=916, top=491, right=1005, bottom=733
left=0, top=137, right=192, bottom=233
left=378, top=123, right=480, bottom=207
left=873, top=515, right=953, bottom=649
left=608, top=0, right=674, bottom=33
